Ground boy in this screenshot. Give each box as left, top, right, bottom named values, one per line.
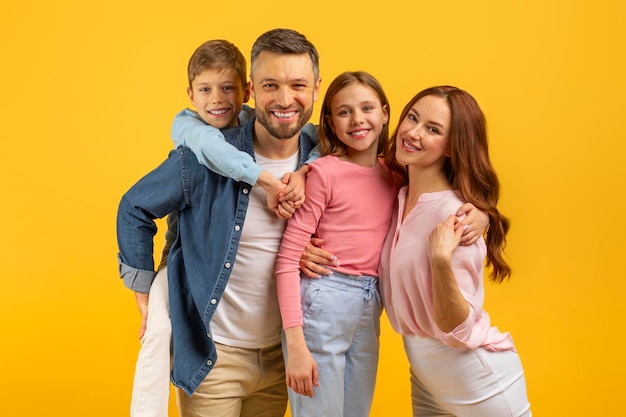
left=127, top=39, right=310, bottom=417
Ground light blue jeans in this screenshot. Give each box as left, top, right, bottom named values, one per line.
left=287, top=271, right=383, bottom=417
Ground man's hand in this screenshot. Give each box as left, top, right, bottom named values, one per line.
left=299, top=237, right=339, bottom=278
left=135, top=292, right=149, bottom=339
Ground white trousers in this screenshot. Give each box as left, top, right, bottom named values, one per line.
left=403, top=335, right=531, bottom=417
left=130, top=268, right=172, bottom=417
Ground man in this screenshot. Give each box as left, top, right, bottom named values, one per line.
left=116, top=28, right=321, bottom=417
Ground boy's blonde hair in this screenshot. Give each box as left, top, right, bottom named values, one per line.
left=187, top=40, right=247, bottom=88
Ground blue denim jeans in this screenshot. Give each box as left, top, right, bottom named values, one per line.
left=287, top=271, right=382, bottom=417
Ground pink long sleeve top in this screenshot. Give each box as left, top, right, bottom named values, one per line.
left=276, top=156, right=398, bottom=329
left=379, top=187, right=515, bottom=351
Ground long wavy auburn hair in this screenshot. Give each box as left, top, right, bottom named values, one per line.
left=384, top=86, right=511, bottom=282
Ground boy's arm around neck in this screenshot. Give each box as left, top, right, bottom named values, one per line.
left=171, top=109, right=262, bottom=185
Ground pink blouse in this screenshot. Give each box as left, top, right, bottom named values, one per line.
left=379, top=187, right=515, bottom=351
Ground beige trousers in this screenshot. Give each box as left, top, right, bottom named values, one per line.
left=177, top=341, right=287, bottom=417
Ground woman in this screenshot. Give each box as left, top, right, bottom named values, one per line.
left=379, top=86, right=531, bottom=416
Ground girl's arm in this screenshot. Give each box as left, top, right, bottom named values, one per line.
left=275, top=164, right=329, bottom=394
left=283, top=326, right=319, bottom=397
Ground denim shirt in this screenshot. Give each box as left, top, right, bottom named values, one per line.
left=116, top=117, right=318, bottom=395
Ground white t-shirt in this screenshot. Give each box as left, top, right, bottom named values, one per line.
left=211, top=151, right=299, bottom=348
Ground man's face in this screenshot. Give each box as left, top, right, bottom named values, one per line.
left=187, top=68, right=250, bottom=129
left=250, top=52, right=320, bottom=140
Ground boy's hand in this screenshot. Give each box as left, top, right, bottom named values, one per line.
left=455, top=203, right=489, bottom=245
left=135, top=292, right=149, bottom=339
left=257, top=170, right=290, bottom=218
left=299, top=237, right=339, bottom=278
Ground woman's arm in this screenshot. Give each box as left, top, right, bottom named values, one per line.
left=428, top=215, right=470, bottom=333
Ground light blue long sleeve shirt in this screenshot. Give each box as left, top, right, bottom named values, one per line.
left=170, top=105, right=320, bottom=185
left=171, top=105, right=261, bottom=185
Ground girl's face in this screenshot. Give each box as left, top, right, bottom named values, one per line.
left=326, top=83, right=388, bottom=164
left=395, top=95, right=451, bottom=170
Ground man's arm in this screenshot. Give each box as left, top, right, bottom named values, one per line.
left=116, top=149, right=188, bottom=293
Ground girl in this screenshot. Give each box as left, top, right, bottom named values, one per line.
left=379, top=86, right=532, bottom=416
left=275, top=71, right=396, bottom=417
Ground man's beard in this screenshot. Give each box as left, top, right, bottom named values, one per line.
left=256, top=105, right=314, bottom=140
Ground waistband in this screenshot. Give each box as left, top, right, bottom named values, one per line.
left=302, top=269, right=378, bottom=292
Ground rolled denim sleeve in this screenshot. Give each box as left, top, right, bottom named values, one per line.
left=118, top=254, right=154, bottom=293
left=171, top=109, right=261, bottom=185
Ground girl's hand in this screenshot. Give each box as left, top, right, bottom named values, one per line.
left=280, top=166, right=308, bottom=208
left=455, top=203, right=489, bottom=245
left=284, top=327, right=319, bottom=397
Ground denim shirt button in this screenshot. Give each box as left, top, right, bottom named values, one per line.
left=210, top=298, right=217, bottom=305
left=207, top=360, right=213, bottom=366
left=243, top=188, right=249, bottom=194
left=234, top=225, right=241, bottom=231
left=224, top=262, right=231, bottom=269
left=206, top=333, right=211, bottom=339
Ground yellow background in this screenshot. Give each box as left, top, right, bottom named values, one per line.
left=1, top=1, right=624, bottom=415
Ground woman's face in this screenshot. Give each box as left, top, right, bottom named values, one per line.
left=395, top=94, right=451, bottom=170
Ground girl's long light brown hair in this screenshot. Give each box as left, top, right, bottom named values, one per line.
left=384, top=86, right=511, bottom=282
left=318, top=71, right=390, bottom=157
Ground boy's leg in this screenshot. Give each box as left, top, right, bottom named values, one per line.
left=343, top=277, right=382, bottom=417
left=177, top=342, right=287, bottom=417
left=131, top=267, right=172, bottom=417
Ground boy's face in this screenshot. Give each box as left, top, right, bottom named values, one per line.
left=187, top=68, right=250, bottom=129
